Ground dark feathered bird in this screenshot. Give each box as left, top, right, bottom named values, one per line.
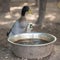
left=7, top=6, right=32, bottom=37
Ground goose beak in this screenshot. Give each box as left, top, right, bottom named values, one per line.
left=28, top=9, right=32, bottom=14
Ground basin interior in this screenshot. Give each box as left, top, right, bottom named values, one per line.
left=8, top=33, right=56, bottom=45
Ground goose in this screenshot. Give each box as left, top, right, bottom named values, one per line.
left=7, top=6, right=32, bottom=37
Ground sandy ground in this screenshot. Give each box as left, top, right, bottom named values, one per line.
left=0, top=2, right=60, bottom=60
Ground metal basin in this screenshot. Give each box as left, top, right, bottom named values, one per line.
left=8, top=33, right=57, bottom=59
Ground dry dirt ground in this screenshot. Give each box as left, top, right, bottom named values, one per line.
left=0, top=2, right=60, bottom=60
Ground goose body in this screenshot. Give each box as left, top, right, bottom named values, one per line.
left=7, top=6, right=31, bottom=37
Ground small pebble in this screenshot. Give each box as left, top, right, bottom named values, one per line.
left=17, top=58, right=20, bottom=60
left=5, top=56, right=8, bottom=59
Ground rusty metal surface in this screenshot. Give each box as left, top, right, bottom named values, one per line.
left=12, top=44, right=53, bottom=59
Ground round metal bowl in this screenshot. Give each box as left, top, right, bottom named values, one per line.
left=8, top=33, right=57, bottom=59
